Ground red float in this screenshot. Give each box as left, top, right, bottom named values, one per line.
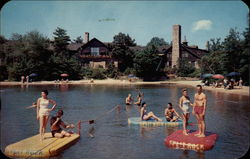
left=165, top=130, right=218, bottom=151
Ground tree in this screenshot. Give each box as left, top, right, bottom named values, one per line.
left=113, top=32, right=136, bottom=46
left=208, top=38, right=223, bottom=52
left=52, top=27, right=71, bottom=58
left=176, top=58, right=195, bottom=77
left=222, top=28, right=242, bottom=73
left=133, top=46, right=162, bottom=80
left=111, top=44, right=134, bottom=72
left=73, top=36, right=83, bottom=43
left=3, top=31, right=53, bottom=81
left=240, top=14, right=250, bottom=85
left=111, top=32, right=136, bottom=72
left=146, top=37, right=169, bottom=48
left=0, top=35, right=7, bottom=65
left=200, top=38, right=226, bottom=74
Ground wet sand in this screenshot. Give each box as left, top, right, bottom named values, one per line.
left=0, top=79, right=248, bottom=96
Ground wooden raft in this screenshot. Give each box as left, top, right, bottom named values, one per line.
left=4, top=132, right=80, bottom=158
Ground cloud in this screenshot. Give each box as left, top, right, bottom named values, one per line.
left=192, top=20, right=212, bottom=32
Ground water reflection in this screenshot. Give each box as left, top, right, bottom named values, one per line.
left=178, top=150, right=205, bottom=159
left=88, top=126, right=95, bottom=138
left=59, top=84, right=69, bottom=91
left=139, top=126, right=156, bottom=138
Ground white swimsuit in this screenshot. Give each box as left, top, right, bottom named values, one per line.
left=182, top=99, right=190, bottom=114
left=39, top=98, right=50, bottom=117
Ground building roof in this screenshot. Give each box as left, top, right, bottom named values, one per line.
left=67, top=43, right=84, bottom=51
left=81, top=38, right=108, bottom=50
left=182, top=44, right=208, bottom=58
left=129, top=45, right=146, bottom=52
left=163, top=44, right=208, bottom=59
left=158, top=45, right=171, bottom=52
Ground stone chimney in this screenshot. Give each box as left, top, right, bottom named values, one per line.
left=84, top=32, right=89, bottom=43
left=171, top=25, right=181, bottom=68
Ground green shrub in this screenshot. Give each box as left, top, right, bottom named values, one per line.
left=188, top=68, right=201, bottom=78
left=91, top=68, right=106, bottom=79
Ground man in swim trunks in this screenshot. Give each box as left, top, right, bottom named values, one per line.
left=125, top=94, right=133, bottom=105
left=165, top=103, right=181, bottom=122
left=193, top=85, right=207, bottom=137
left=50, top=110, right=75, bottom=138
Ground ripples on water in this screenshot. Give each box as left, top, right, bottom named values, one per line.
left=0, top=84, right=249, bottom=159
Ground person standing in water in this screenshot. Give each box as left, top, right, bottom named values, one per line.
left=193, top=85, right=207, bottom=137
left=125, top=94, right=133, bottom=105
left=134, top=94, right=142, bottom=106
left=36, top=90, right=57, bottom=141
left=179, top=89, right=193, bottom=135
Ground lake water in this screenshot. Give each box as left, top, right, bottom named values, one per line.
left=1, top=84, right=249, bottom=159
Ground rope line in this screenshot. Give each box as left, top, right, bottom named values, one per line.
left=78, top=105, right=120, bottom=125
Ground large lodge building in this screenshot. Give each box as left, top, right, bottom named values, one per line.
left=66, top=25, right=208, bottom=70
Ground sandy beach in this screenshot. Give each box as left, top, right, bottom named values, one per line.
left=0, top=79, right=249, bottom=96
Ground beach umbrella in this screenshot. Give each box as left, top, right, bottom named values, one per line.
left=60, top=73, right=69, bottom=77
left=201, top=73, right=213, bottom=78
left=212, top=74, right=224, bottom=79
left=29, top=73, right=38, bottom=77
left=226, top=72, right=241, bottom=77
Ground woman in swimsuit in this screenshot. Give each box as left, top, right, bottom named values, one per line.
left=165, top=103, right=181, bottom=122
left=36, top=90, right=57, bottom=141
left=179, top=89, right=193, bottom=135
left=134, top=94, right=142, bottom=106
left=140, top=102, right=162, bottom=121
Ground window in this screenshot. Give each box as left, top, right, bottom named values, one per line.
left=91, top=47, right=100, bottom=56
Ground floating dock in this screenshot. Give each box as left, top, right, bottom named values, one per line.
left=4, top=132, right=80, bottom=158
left=128, top=117, right=182, bottom=126
left=165, top=129, right=218, bottom=151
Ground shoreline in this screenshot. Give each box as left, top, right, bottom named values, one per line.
left=0, top=79, right=249, bottom=96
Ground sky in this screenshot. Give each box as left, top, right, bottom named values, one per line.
left=0, top=0, right=248, bottom=49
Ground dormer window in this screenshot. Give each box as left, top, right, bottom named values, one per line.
left=91, top=47, right=100, bottom=56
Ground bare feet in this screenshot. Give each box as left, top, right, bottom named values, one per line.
left=157, top=118, right=163, bottom=122
left=197, top=134, right=205, bottom=138
left=183, top=131, right=189, bottom=136
left=194, top=133, right=201, bottom=136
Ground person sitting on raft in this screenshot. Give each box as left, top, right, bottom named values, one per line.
left=50, top=110, right=75, bottom=138
left=125, top=94, right=133, bottom=105
left=140, top=102, right=162, bottom=121
left=165, top=103, right=181, bottom=122
left=134, top=94, right=142, bottom=106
